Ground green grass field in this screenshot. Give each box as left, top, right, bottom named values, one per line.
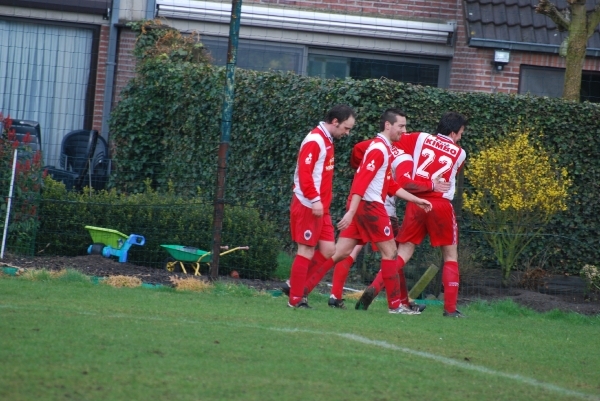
left=1, top=271, right=599, bottom=401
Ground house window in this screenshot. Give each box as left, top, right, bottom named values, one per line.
left=519, top=65, right=600, bottom=103
left=581, top=71, right=600, bottom=103
left=307, top=55, right=349, bottom=79
left=201, top=37, right=305, bottom=74
left=519, top=66, right=565, bottom=98
left=0, top=18, right=97, bottom=166
left=307, top=48, right=445, bottom=87
left=307, top=53, right=441, bottom=86
left=202, top=36, right=449, bottom=88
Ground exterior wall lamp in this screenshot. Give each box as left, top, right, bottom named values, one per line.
left=493, top=49, right=510, bottom=71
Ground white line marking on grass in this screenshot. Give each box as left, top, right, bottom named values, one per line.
left=337, top=332, right=599, bottom=401
left=1, top=304, right=598, bottom=400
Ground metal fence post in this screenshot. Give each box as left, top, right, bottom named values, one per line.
left=211, top=0, right=242, bottom=280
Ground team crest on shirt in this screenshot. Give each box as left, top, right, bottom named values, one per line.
left=325, top=157, right=334, bottom=171
left=304, top=230, right=312, bottom=240
left=384, top=226, right=391, bottom=236
left=305, top=153, right=313, bottom=164
left=366, top=160, right=375, bottom=171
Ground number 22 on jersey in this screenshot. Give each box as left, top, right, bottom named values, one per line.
left=415, top=148, right=453, bottom=180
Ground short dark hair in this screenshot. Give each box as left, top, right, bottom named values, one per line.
left=379, top=108, right=406, bottom=132
left=436, top=112, right=467, bottom=136
left=325, top=104, right=357, bottom=124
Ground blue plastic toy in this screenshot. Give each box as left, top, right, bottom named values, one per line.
left=85, top=225, right=145, bottom=263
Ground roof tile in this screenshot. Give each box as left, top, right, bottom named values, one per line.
left=505, top=5, right=520, bottom=26
left=463, top=0, right=600, bottom=53
left=480, top=3, right=495, bottom=24
left=493, top=4, right=507, bottom=25
left=519, top=7, right=533, bottom=28
left=532, top=10, right=551, bottom=29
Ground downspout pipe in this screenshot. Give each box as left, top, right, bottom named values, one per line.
left=146, top=0, right=156, bottom=20
left=100, top=0, right=120, bottom=139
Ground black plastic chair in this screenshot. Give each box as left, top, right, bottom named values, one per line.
left=45, top=130, right=111, bottom=191
left=7, top=119, right=42, bottom=159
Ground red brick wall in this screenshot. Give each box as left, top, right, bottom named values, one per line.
left=248, top=0, right=458, bottom=19
left=92, top=24, right=109, bottom=131
left=113, top=29, right=138, bottom=104
left=106, top=0, right=599, bottom=104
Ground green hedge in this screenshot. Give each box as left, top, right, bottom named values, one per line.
left=37, top=178, right=280, bottom=279
left=108, top=24, right=600, bottom=274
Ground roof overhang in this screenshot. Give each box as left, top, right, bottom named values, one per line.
left=0, top=0, right=109, bottom=15
left=469, top=38, right=600, bottom=58
left=156, top=0, right=456, bottom=45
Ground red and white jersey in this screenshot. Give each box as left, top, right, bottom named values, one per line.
left=349, top=134, right=400, bottom=204
left=397, top=132, right=466, bottom=201
left=293, top=123, right=335, bottom=211
left=351, top=139, right=433, bottom=215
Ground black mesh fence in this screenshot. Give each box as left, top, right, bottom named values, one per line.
left=1, top=148, right=599, bottom=310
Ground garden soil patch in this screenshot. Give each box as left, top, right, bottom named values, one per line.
left=1, top=253, right=599, bottom=315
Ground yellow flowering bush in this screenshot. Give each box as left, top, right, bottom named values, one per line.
left=463, top=130, right=571, bottom=287
left=580, top=264, right=600, bottom=293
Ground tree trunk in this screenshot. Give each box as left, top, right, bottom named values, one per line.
left=563, top=1, right=587, bottom=101
left=502, top=267, right=511, bottom=288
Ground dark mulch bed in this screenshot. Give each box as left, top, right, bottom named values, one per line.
left=1, top=253, right=599, bottom=315
left=0, top=253, right=284, bottom=290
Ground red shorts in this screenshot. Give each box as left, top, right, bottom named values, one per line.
left=370, top=216, right=399, bottom=252
left=340, top=201, right=394, bottom=244
left=396, top=198, right=457, bottom=247
left=290, top=196, right=335, bottom=247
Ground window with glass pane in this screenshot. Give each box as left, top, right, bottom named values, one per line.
left=581, top=71, right=600, bottom=103
left=307, top=54, right=439, bottom=86
left=350, top=59, right=438, bottom=86
left=520, top=65, right=600, bottom=103
left=201, top=37, right=303, bottom=74
left=519, top=66, right=564, bottom=98
left=307, top=55, right=349, bottom=79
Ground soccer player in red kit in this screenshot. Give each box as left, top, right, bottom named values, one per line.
left=303, top=108, right=433, bottom=315
left=287, top=105, right=356, bottom=308
left=356, top=111, right=468, bottom=317
left=327, top=138, right=450, bottom=309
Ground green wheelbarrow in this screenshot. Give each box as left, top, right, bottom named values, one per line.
left=160, top=244, right=249, bottom=276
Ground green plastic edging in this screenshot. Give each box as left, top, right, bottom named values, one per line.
left=414, top=299, right=443, bottom=305
left=142, top=283, right=164, bottom=289
left=2, top=267, right=19, bottom=276
left=90, top=276, right=106, bottom=284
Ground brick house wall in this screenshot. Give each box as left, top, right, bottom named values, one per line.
left=108, top=0, right=600, bottom=110
left=113, top=29, right=138, bottom=104
left=92, top=24, right=110, bottom=132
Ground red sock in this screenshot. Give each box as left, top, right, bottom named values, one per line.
left=304, top=258, right=335, bottom=295
left=397, top=257, right=409, bottom=306
left=331, top=256, right=354, bottom=299
left=306, top=250, right=327, bottom=283
left=381, top=259, right=401, bottom=309
left=369, top=270, right=385, bottom=297
left=289, top=255, right=310, bottom=305
left=442, top=261, right=459, bottom=313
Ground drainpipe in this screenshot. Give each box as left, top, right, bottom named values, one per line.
left=100, top=0, right=120, bottom=139
left=145, top=0, right=156, bottom=20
